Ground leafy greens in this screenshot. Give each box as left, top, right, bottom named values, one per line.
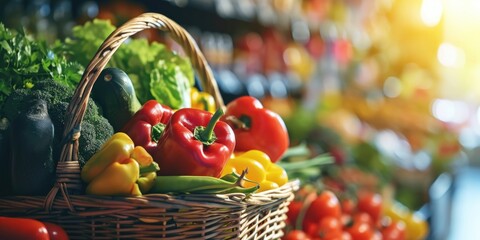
left=0, top=23, right=83, bottom=105
left=64, top=19, right=194, bottom=109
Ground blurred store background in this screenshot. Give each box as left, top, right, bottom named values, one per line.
left=1, top=0, right=480, bottom=239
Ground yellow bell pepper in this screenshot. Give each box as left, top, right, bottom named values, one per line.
left=81, top=132, right=159, bottom=196
left=221, top=150, right=288, bottom=192
left=86, top=158, right=141, bottom=196
left=81, top=132, right=134, bottom=183
left=190, top=87, right=215, bottom=113
left=131, top=146, right=159, bottom=194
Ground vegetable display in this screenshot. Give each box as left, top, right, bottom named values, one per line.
left=283, top=186, right=429, bottom=240
left=223, top=96, right=289, bottom=163
left=154, top=108, right=235, bottom=177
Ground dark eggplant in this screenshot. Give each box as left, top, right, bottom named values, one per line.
left=0, top=118, right=11, bottom=196
left=91, top=68, right=142, bottom=131
left=9, top=99, right=55, bottom=195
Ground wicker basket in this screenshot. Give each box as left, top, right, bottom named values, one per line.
left=0, top=13, right=299, bottom=239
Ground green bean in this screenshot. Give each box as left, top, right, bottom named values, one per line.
left=150, top=171, right=259, bottom=194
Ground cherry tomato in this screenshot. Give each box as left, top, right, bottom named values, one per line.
left=44, top=222, right=69, bottom=240
left=303, top=190, right=342, bottom=231
left=310, top=216, right=342, bottom=239
left=341, top=198, right=355, bottom=215
left=351, top=212, right=374, bottom=227
left=341, top=231, right=352, bottom=240
left=345, top=220, right=375, bottom=240
left=286, top=200, right=304, bottom=226
left=0, top=217, right=50, bottom=240
left=381, top=220, right=406, bottom=240
left=283, top=230, right=311, bottom=240
left=357, top=191, right=383, bottom=224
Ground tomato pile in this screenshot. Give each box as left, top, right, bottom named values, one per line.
left=283, top=187, right=429, bottom=240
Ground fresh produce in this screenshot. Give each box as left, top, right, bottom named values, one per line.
left=122, top=99, right=173, bottom=157
left=222, top=96, right=289, bottom=163
left=357, top=191, right=383, bottom=225
left=8, top=99, right=54, bottom=195
left=0, top=79, right=113, bottom=167
left=154, top=108, right=235, bottom=177
left=283, top=230, right=311, bottom=240
left=221, top=150, right=288, bottom=192
left=43, top=222, right=70, bottom=240
left=0, top=24, right=82, bottom=106
left=65, top=19, right=195, bottom=109
left=81, top=132, right=158, bottom=196
left=190, top=87, right=215, bottom=113
left=302, top=190, right=342, bottom=235
left=91, top=67, right=142, bottom=131
left=0, top=217, right=69, bottom=240
left=284, top=186, right=429, bottom=240
left=150, top=171, right=258, bottom=194
left=380, top=220, right=406, bottom=240
left=383, top=201, right=429, bottom=240
left=0, top=217, right=50, bottom=240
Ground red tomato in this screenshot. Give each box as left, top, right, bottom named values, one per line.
left=341, top=231, right=352, bottom=240
left=284, top=230, right=311, bottom=240
left=341, top=198, right=355, bottom=215
left=381, top=221, right=406, bottom=240
left=44, top=222, right=69, bottom=240
left=303, top=190, right=342, bottom=231
left=0, top=217, right=50, bottom=240
left=351, top=212, right=374, bottom=226
left=310, top=216, right=343, bottom=239
left=287, top=200, right=304, bottom=226
left=345, top=221, right=375, bottom=240
left=357, top=191, right=383, bottom=224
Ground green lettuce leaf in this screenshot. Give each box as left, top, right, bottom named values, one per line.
left=64, top=19, right=195, bottom=108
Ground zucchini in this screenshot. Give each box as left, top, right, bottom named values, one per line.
left=92, top=68, right=142, bottom=131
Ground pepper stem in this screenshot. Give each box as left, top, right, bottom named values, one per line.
left=151, top=123, right=166, bottom=143
left=195, top=108, right=224, bottom=145
left=225, top=115, right=250, bottom=130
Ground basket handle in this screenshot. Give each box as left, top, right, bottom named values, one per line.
left=45, top=13, right=225, bottom=211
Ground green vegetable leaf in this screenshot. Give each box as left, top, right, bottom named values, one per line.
left=64, top=19, right=195, bottom=108
left=150, top=62, right=192, bottom=109
left=1, top=40, right=12, bottom=54
left=0, top=23, right=83, bottom=106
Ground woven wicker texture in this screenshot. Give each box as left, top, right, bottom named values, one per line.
left=0, top=13, right=299, bottom=239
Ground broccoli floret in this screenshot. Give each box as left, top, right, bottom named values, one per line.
left=1, top=79, right=113, bottom=167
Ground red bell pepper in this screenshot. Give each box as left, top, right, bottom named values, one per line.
left=155, top=108, right=235, bottom=177
left=122, top=100, right=173, bottom=156
left=222, top=96, right=289, bottom=163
